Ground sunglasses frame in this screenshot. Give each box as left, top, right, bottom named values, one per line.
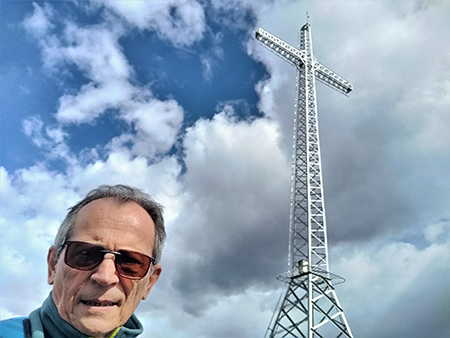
left=62, top=241, right=155, bottom=280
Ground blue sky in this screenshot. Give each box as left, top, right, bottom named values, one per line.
left=1, top=1, right=265, bottom=171
left=1, top=1, right=449, bottom=337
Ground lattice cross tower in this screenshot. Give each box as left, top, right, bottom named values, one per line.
left=255, top=23, right=354, bottom=338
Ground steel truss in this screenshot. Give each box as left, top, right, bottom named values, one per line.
left=255, top=24, right=353, bottom=338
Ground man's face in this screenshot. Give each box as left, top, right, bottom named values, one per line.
left=47, top=198, right=162, bottom=337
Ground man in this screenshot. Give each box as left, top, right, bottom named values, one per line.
left=0, top=184, right=165, bottom=338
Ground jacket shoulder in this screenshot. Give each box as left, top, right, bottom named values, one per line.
left=0, top=317, right=26, bottom=338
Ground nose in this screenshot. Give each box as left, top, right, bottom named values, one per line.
left=91, top=254, right=120, bottom=286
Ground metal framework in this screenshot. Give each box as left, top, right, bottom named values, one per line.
left=255, top=24, right=353, bottom=338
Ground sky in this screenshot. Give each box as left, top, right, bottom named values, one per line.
left=0, top=0, right=449, bottom=337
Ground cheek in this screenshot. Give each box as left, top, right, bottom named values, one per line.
left=122, top=279, right=148, bottom=306
left=52, top=264, right=67, bottom=301
left=51, top=265, right=85, bottom=317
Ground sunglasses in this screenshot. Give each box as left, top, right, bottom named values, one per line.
left=63, top=241, right=155, bottom=280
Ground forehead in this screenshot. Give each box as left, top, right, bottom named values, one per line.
left=70, top=198, right=155, bottom=253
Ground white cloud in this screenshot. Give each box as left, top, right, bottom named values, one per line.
left=22, top=115, right=49, bottom=148
left=199, top=31, right=224, bottom=81
left=0, top=165, right=79, bottom=316
left=22, top=2, right=54, bottom=38
left=200, top=55, right=213, bottom=82
left=58, top=22, right=130, bottom=82
left=209, top=0, right=267, bottom=31
left=424, top=219, right=450, bottom=244
left=183, top=109, right=289, bottom=200
left=68, top=151, right=183, bottom=223
left=137, top=288, right=278, bottom=337
left=21, top=115, right=77, bottom=167
left=120, top=98, right=184, bottom=157
left=57, top=81, right=133, bottom=124
left=93, top=0, right=206, bottom=47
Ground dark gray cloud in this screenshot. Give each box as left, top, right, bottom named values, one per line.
left=166, top=114, right=291, bottom=316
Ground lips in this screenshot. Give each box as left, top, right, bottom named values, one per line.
left=82, top=300, right=118, bottom=307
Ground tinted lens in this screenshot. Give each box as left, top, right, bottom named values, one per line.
left=116, top=250, right=151, bottom=279
left=64, top=241, right=153, bottom=280
left=65, top=241, right=104, bottom=270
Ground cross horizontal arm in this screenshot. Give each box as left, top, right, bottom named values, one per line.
left=255, top=28, right=353, bottom=96
left=255, top=28, right=306, bottom=67
left=314, top=61, right=353, bottom=95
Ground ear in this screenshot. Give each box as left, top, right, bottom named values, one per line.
left=142, top=264, right=162, bottom=300
left=47, top=246, right=58, bottom=285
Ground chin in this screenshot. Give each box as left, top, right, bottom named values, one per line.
left=77, top=318, right=121, bottom=337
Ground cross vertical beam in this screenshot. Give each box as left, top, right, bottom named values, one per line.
left=256, top=23, right=353, bottom=338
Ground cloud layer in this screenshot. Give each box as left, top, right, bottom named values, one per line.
left=1, top=0, right=449, bottom=337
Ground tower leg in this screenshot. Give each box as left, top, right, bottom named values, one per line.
left=268, top=272, right=353, bottom=338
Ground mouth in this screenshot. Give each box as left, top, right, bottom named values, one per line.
left=81, top=300, right=118, bottom=307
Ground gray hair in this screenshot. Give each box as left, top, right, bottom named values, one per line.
left=54, top=184, right=166, bottom=264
